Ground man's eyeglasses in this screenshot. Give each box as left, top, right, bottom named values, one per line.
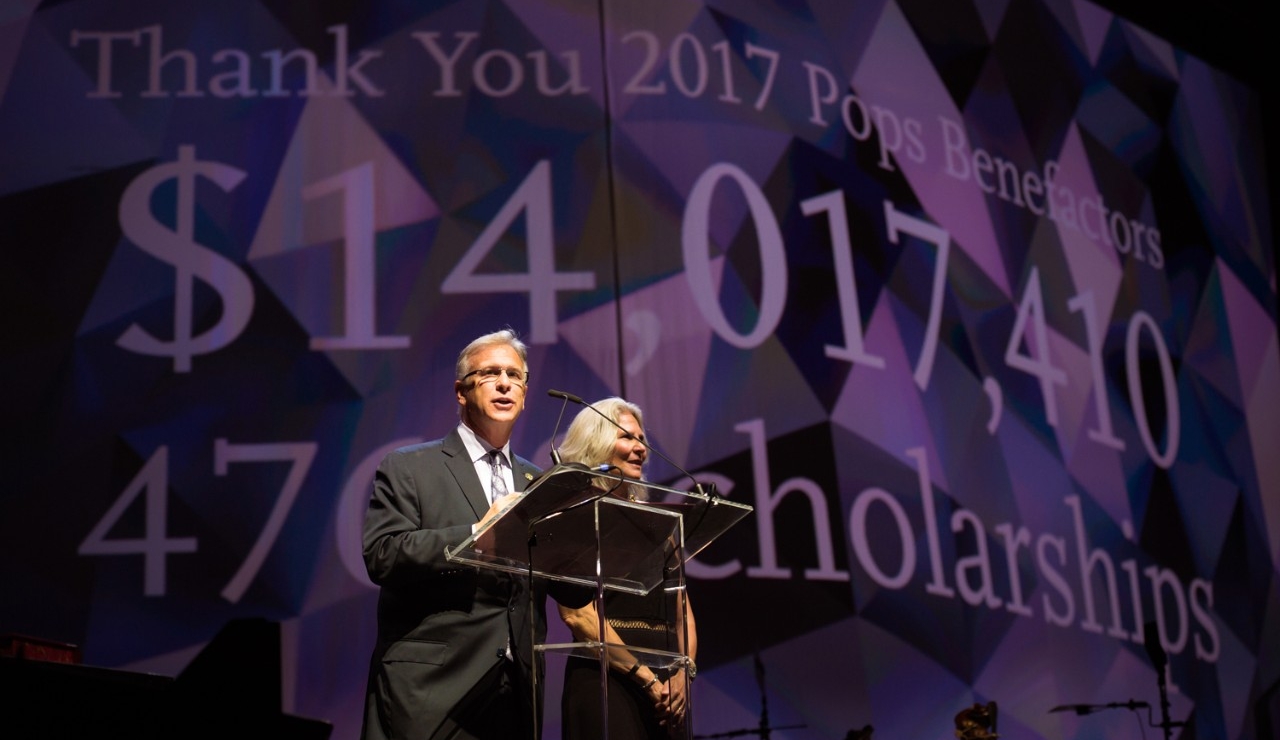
left=462, top=366, right=529, bottom=387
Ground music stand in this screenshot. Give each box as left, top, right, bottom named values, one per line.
left=446, top=464, right=753, bottom=739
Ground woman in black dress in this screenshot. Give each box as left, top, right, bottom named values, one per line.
left=556, top=397, right=698, bottom=740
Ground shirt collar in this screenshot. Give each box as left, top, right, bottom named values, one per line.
left=457, top=422, right=509, bottom=465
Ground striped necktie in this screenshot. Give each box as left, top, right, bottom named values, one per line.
left=488, top=449, right=508, bottom=503
left=487, top=448, right=515, bottom=662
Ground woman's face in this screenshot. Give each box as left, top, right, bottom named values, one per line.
left=608, top=412, right=647, bottom=479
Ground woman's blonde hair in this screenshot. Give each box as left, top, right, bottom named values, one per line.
left=559, top=396, right=645, bottom=475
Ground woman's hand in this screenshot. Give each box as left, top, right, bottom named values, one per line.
left=665, top=670, right=689, bottom=718
left=639, top=672, right=669, bottom=715
left=654, top=670, right=691, bottom=737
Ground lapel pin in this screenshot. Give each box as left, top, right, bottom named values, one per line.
left=524, top=472, right=534, bottom=481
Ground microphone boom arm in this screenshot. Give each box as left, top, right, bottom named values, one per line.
left=546, top=389, right=716, bottom=498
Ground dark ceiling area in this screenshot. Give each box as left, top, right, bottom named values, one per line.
left=1096, top=1, right=1277, bottom=268
left=1097, top=2, right=1269, bottom=95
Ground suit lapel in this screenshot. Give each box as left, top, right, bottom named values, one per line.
left=441, top=429, right=489, bottom=518
left=512, top=458, right=539, bottom=492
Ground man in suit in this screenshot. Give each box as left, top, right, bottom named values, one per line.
left=361, top=328, right=577, bottom=740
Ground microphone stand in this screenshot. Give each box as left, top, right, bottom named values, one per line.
left=1151, top=662, right=1186, bottom=740
left=692, top=654, right=806, bottom=739
left=546, top=390, right=717, bottom=498
left=755, top=653, right=770, bottom=740
left=546, top=389, right=725, bottom=566
left=1143, top=622, right=1185, bottom=740
left=547, top=389, right=572, bottom=465
left=1048, top=700, right=1150, bottom=716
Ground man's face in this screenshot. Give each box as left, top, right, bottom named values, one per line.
left=456, top=344, right=527, bottom=436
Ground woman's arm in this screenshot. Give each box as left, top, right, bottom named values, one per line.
left=558, top=601, right=668, bottom=702
left=665, top=593, right=697, bottom=724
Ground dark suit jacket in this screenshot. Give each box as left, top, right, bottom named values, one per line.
left=360, top=429, right=546, bottom=740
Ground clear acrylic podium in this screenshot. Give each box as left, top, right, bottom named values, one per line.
left=445, top=463, right=752, bottom=739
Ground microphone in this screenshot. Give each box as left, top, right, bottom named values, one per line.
left=547, top=389, right=584, bottom=404
left=545, top=389, right=717, bottom=498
